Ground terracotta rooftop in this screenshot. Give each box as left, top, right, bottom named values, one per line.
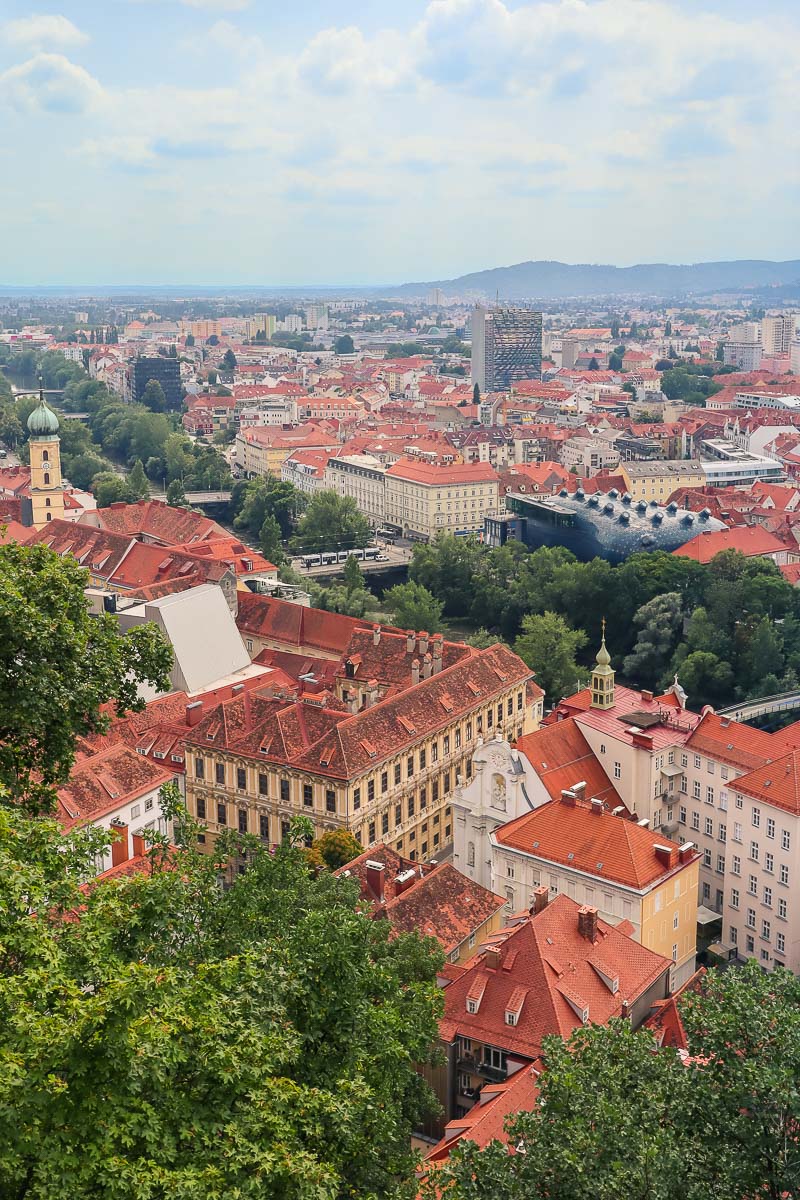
left=385, top=457, right=499, bottom=485
left=236, top=592, right=382, bottom=656
left=494, top=794, right=698, bottom=890
left=686, top=711, right=800, bottom=774
left=90, top=499, right=227, bottom=545
left=515, top=718, right=623, bottom=809
left=425, top=1060, right=542, bottom=1163
left=673, top=525, right=793, bottom=562
left=57, top=744, right=174, bottom=828
left=439, top=894, right=670, bottom=1059
left=729, top=748, right=800, bottom=815
left=549, top=684, right=701, bottom=751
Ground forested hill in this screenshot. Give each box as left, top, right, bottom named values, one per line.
left=399, top=259, right=800, bottom=300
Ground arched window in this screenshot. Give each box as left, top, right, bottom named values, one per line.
left=467, top=841, right=475, bottom=867
left=45, top=498, right=51, bottom=507
left=42, top=450, right=49, bottom=462
left=43, top=473, right=50, bottom=485
left=46, top=512, right=52, bottom=521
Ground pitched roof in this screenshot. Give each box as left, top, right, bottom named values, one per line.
left=494, top=794, right=696, bottom=890
left=57, top=744, right=174, bottom=828
left=729, top=748, right=800, bottom=814
left=686, top=710, right=800, bottom=773
left=385, top=457, right=499, bottom=486
left=236, top=592, right=379, bottom=654
left=336, top=628, right=473, bottom=695
left=439, top=895, right=670, bottom=1058
left=515, top=718, right=622, bottom=809
left=425, top=1061, right=542, bottom=1163
left=673, top=524, right=792, bottom=562
left=91, top=499, right=227, bottom=545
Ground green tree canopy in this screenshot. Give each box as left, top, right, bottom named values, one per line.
left=310, top=828, right=363, bottom=870
left=141, top=379, right=167, bottom=412
left=234, top=476, right=301, bottom=540
left=127, top=458, right=150, bottom=500
left=222, top=348, right=237, bottom=370
left=622, top=592, right=683, bottom=687
left=342, top=553, right=365, bottom=593
left=514, top=611, right=588, bottom=703
left=334, top=334, right=355, bottom=355
left=258, top=513, right=285, bottom=565
left=384, top=580, right=444, bottom=633
left=92, top=472, right=136, bottom=508
left=292, top=490, right=371, bottom=554
left=0, top=541, right=171, bottom=811
left=0, top=803, right=442, bottom=1199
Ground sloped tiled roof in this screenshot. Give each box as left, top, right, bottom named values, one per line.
left=236, top=592, right=379, bottom=654
left=92, top=499, right=227, bottom=545
left=515, top=718, right=622, bottom=809
left=425, top=1061, right=542, bottom=1162
left=729, top=748, right=800, bottom=815
left=439, top=894, right=670, bottom=1058
left=673, top=524, right=792, bottom=562
left=494, top=795, right=696, bottom=890
left=57, top=744, right=174, bottom=828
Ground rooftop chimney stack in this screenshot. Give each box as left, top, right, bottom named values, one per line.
left=484, top=946, right=501, bottom=970
left=131, top=832, right=146, bottom=858
left=186, top=700, right=204, bottom=727
left=411, top=658, right=421, bottom=685
left=578, top=904, right=599, bottom=943
left=678, top=842, right=695, bottom=864
left=572, top=780, right=586, bottom=800
left=590, top=798, right=604, bottom=815
left=418, top=631, right=429, bottom=655
left=395, top=868, right=416, bottom=895
left=373, top=625, right=381, bottom=646
left=365, top=859, right=386, bottom=903
left=406, top=630, right=416, bottom=654
left=531, top=885, right=549, bottom=915
left=422, top=653, right=433, bottom=680
left=110, top=820, right=129, bottom=868
left=561, top=788, right=576, bottom=806
left=654, top=844, right=675, bottom=869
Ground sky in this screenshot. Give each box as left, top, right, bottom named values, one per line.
left=0, top=0, right=798, bottom=286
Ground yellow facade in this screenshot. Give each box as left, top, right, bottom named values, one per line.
left=618, top=461, right=704, bottom=502
left=384, top=473, right=499, bottom=541
left=29, top=434, right=64, bottom=529
left=185, top=678, right=539, bottom=865
left=640, top=856, right=699, bottom=983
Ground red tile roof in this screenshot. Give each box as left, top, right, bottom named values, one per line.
left=685, top=711, right=800, bottom=774
left=439, top=894, right=670, bottom=1058
left=729, top=748, right=800, bottom=815
left=91, top=499, right=227, bottom=545
left=425, top=1060, right=542, bottom=1162
left=549, top=684, right=701, bottom=751
left=57, top=744, right=174, bottom=829
left=385, top=458, right=499, bottom=486
left=673, top=525, right=792, bottom=562
left=236, top=593, right=381, bottom=655
left=338, top=846, right=506, bottom=955
left=515, top=718, right=623, bottom=809
left=494, top=794, right=697, bottom=890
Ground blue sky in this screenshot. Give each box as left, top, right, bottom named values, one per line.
left=0, top=0, right=797, bottom=286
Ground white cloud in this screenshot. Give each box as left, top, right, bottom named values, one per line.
left=179, top=0, right=250, bottom=11
left=0, top=53, right=104, bottom=114
left=1, top=13, right=88, bottom=50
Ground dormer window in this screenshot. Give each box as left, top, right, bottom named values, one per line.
left=467, top=999, right=478, bottom=1014
left=505, top=1011, right=517, bottom=1026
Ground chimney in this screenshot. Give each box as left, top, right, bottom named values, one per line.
left=365, top=859, right=385, bottom=903
left=110, top=820, right=129, bottom=868
left=432, top=634, right=443, bottom=663
left=131, top=832, right=146, bottom=857
left=406, top=629, right=416, bottom=654
left=412, top=658, right=421, bottom=685
left=678, top=842, right=695, bottom=864
left=631, top=730, right=654, bottom=750
left=418, top=631, right=429, bottom=655
left=231, top=683, right=244, bottom=695
left=654, top=843, right=674, bottom=870
left=641, top=689, right=654, bottom=702
left=561, top=788, right=576, bottom=806
left=578, top=904, right=598, bottom=943
left=531, top=885, right=549, bottom=915
left=484, top=946, right=501, bottom=970
left=373, top=625, right=381, bottom=646
left=346, top=689, right=359, bottom=714
left=395, top=868, right=416, bottom=895
left=186, top=700, right=203, bottom=727
left=637, top=817, right=650, bottom=828
left=621, top=999, right=631, bottom=1020
left=572, top=780, right=586, bottom=801
left=590, top=798, right=604, bottom=814
left=422, top=653, right=433, bottom=680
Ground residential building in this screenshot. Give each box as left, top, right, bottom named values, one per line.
left=281, top=448, right=335, bottom=496
left=326, top=453, right=388, bottom=526
left=618, top=460, right=706, bottom=502
left=430, top=893, right=672, bottom=1132
left=384, top=458, right=499, bottom=540
left=245, top=314, right=277, bottom=341
left=471, top=307, right=543, bottom=392
left=235, top=424, right=340, bottom=478
left=673, top=524, right=799, bottom=566
left=761, top=314, right=796, bottom=356
left=182, top=640, right=536, bottom=865
left=131, top=356, right=182, bottom=409
left=723, top=749, right=800, bottom=972
left=337, top=844, right=507, bottom=964
left=305, top=304, right=329, bottom=331
left=724, top=342, right=763, bottom=371
left=560, top=435, right=621, bottom=478
left=490, top=792, right=700, bottom=986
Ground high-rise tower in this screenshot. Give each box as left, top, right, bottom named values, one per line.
left=470, top=305, right=542, bottom=391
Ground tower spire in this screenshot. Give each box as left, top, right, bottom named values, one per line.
left=591, top=618, right=615, bottom=709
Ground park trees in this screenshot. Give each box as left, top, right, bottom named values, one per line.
left=514, top=612, right=588, bottom=702
left=384, top=580, right=444, bottom=633
left=292, top=490, right=371, bottom=555
left=0, top=540, right=171, bottom=812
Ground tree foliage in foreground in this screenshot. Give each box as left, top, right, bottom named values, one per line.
left=0, top=803, right=443, bottom=1199
left=0, top=542, right=172, bottom=811
left=431, top=961, right=800, bottom=1200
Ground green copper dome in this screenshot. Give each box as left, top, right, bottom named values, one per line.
left=27, top=397, right=60, bottom=438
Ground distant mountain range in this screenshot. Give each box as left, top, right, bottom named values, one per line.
left=399, top=259, right=800, bottom=301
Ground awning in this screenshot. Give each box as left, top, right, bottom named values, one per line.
left=696, top=905, right=723, bottom=925
left=660, top=763, right=684, bottom=778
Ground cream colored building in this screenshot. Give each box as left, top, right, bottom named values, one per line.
left=25, top=396, right=65, bottom=529
left=326, top=454, right=387, bottom=527
left=618, top=459, right=705, bottom=502
left=384, top=458, right=499, bottom=540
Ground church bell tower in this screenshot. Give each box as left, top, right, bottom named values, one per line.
left=590, top=619, right=615, bottom=710
left=24, top=384, right=65, bottom=530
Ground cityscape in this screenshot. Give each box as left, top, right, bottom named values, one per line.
left=1, top=1, right=800, bottom=1197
